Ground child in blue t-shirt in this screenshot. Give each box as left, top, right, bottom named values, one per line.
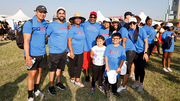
left=90, top=35, right=106, bottom=94
left=104, top=33, right=126, bottom=97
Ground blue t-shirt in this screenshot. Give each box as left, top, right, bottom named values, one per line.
left=14, top=24, right=18, bottom=30
left=47, top=21, right=68, bottom=54
left=161, top=30, right=175, bottom=52
left=143, top=25, right=157, bottom=44
left=120, top=20, right=129, bottom=29
left=67, top=25, right=85, bottom=54
left=81, top=21, right=102, bottom=52
left=23, top=15, right=48, bottom=56
left=104, top=44, right=126, bottom=77
left=118, top=27, right=136, bottom=51
left=99, top=29, right=112, bottom=45
left=128, top=27, right=147, bottom=53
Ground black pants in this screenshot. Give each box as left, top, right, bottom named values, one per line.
left=148, top=44, right=155, bottom=57
left=126, top=50, right=136, bottom=74
left=133, top=52, right=146, bottom=83
left=104, top=77, right=118, bottom=93
left=92, top=64, right=105, bottom=87
left=154, top=41, right=160, bottom=54
left=68, top=53, right=83, bottom=78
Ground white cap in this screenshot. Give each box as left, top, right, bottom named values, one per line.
left=112, top=18, right=120, bottom=22
left=120, top=61, right=127, bottom=75
left=57, top=7, right=65, bottom=12
left=107, top=70, right=118, bottom=84
left=103, top=18, right=111, bottom=22
left=166, top=23, right=173, bottom=27
left=129, top=17, right=137, bottom=23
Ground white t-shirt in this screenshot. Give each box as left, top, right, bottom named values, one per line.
left=91, top=45, right=106, bottom=66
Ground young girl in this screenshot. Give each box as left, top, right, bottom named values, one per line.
left=99, top=18, right=112, bottom=46
left=162, top=23, right=177, bottom=72
left=90, top=35, right=106, bottom=94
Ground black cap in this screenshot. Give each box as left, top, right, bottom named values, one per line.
left=35, top=5, right=48, bottom=13
left=124, top=12, right=133, bottom=17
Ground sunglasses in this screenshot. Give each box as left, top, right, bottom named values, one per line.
left=129, top=22, right=136, bottom=25
left=90, top=16, right=96, bottom=19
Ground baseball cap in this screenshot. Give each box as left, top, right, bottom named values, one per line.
left=166, top=23, right=173, bottom=27
left=124, top=11, right=133, bottom=17
left=57, top=7, right=65, bottom=12
left=90, top=11, right=97, bottom=17
left=35, top=5, right=48, bottom=13
left=112, top=18, right=120, bottom=22
left=103, top=18, right=111, bottom=22
left=129, top=17, right=137, bottom=23
left=107, top=70, right=118, bottom=84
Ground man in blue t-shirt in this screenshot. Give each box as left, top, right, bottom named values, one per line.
left=120, top=12, right=133, bottom=29
left=47, top=7, right=68, bottom=95
left=23, top=5, right=48, bottom=101
left=81, top=11, right=102, bottom=82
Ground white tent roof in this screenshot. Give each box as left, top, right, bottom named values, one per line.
left=139, top=11, right=162, bottom=26
left=96, top=9, right=105, bottom=22
left=7, top=9, right=30, bottom=21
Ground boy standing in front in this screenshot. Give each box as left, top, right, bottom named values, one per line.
left=104, top=33, right=126, bottom=97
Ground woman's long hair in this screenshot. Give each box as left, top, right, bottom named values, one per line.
left=134, top=25, right=139, bottom=43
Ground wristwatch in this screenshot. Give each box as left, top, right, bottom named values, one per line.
left=144, top=52, right=148, bottom=54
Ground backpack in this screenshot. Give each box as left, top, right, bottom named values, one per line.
left=162, top=36, right=172, bottom=49
left=16, top=19, right=34, bottom=49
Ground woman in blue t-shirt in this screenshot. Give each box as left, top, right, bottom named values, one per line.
left=143, top=16, right=157, bottom=57
left=99, top=18, right=112, bottom=46
left=67, top=12, right=86, bottom=87
left=128, top=17, right=148, bottom=92
left=161, top=23, right=177, bottom=72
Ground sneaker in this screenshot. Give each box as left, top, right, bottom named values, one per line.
left=163, top=68, right=169, bottom=72
left=105, top=90, right=110, bottom=97
left=137, top=84, right=144, bottom=92
left=85, top=76, right=90, bottom=82
left=90, top=87, right=95, bottom=94
left=167, top=67, right=172, bottom=72
left=131, top=82, right=139, bottom=89
left=70, top=78, right=75, bottom=83
left=112, top=92, right=120, bottom=97
left=102, top=77, right=105, bottom=84
left=56, top=82, right=66, bottom=90
left=99, top=86, right=104, bottom=92
left=27, top=97, right=34, bottom=101
left=48, top=86, right=56, bottom=95
left=117, top=85, right=126, bottom=92
left=34, top=90, right=44, bottom=99
left=75, top=81, right=85, bottom=87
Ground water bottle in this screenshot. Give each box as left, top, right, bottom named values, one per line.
left=27, top=58, right=36, bottom=70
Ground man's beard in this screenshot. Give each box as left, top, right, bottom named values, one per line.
left=58, top=17, right=65, bottom=22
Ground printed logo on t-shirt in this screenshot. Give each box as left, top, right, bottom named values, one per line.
left=87, top=25, right=99, bottom=32
left=102, top=33, right=109, bottom=36
left=37, top=27, right=46, bottom=34
left=59, top=27, right=67, bottom=30
left=110, top=50, right=119, bottom=54
left=109, top=50, right=120, bottom=58
left=78, top=31, right=84, bottom=33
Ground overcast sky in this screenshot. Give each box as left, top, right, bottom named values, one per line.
left=0, top=0, right=169, bottom=21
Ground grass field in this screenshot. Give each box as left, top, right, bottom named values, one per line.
left=0, top=38, right=180, bottom=101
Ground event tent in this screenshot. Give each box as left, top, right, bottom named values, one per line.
left=96, top=9, right=105, bottom=22
left=139, top=11, right=161, bottom=26
left=7, top=8, right=30, bottom=21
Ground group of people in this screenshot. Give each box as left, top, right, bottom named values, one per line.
left=22, top=5, right=177, bottom=101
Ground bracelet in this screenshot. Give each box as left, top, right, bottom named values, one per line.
left=144, top=52, right=148, bottom=54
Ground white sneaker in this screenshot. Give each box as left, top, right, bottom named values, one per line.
left=117, top=85, right=126, bottom=92
left=70, top=79, right=75, bottom=83
left=75, top=81, right=85, bottom=87
left=34, top=90, right=44, bottom=99
left=167, top=67, right=172, bottom=72
left=27, top=97, right=34, bottom=101
left=163, top=68, right=169, bottom=72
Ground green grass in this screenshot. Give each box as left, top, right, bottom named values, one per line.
left=0, top=38, right=180, bottom=101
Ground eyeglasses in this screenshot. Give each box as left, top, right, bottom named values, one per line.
left=129, top=22, right=136, bottom=25
left=90, top=16, right=96, bottom=19
left=112, top=38, right=120, bottom=40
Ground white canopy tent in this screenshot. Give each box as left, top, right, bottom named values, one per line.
left=96, top=9, right=105, bottom=22
left=7, top=8, right=30, bottom=21
left=139, top=11, right=162, bottom=26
